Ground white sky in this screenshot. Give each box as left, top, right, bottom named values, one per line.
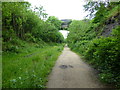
left=26, top=0, right=88, bottom=20
left=59, top=30, right=69, bottom=39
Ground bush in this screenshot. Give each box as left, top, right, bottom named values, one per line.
left=2, top=38, right=22, bottom=53
left=24, top=33, right=36, bottom=42
left=67, top=19, right=120, bottom=87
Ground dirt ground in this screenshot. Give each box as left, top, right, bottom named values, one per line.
left=46, top=46, right=109, bottom=88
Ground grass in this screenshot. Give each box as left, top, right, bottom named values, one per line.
left=2, top=43, right=64, bottom=88
left=0, top=55, right=1, bottom=89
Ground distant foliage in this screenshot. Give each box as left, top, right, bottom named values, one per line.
left=46, top=16, right=62, bottom=30
left=67, top=20, right=95, bottom=51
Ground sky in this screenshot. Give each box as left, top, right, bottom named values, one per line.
left=26, top=0, right=88, bottom=20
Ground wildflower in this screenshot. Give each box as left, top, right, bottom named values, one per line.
left=18, top=77, right=21, bottom=80
left=101, top=77, right=104, bottom=79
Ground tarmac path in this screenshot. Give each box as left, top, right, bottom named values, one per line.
left=46, top=46, right=108, bottom=88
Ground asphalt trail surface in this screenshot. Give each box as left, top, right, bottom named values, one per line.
left=47, top=46, right=108, bottom=88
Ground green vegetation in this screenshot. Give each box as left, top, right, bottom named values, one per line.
left=46, top=16, right=62, bottom=30
left=3, top=43, right=64, bottom=88
left=2, top=2, right=64, bottom=52
left=2, top=2, right=64, bottom=88
left=2, top=0, right=120, bottom=88
left=67, top=2, right=120, bottom=88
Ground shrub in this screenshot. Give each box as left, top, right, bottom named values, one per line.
left=67, top=20, right=120, bottom=87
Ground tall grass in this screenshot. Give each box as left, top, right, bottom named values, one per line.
left=2, top=43, right=64, bottom=88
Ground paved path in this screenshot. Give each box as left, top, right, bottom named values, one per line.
left=46, top=47, right=108, bottom=88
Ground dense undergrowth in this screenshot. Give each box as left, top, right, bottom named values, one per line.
left=67, top=2, right=120, bottom=88
left=2, top=2, right=65, bottom=88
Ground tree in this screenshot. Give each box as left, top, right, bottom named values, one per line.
left=84, top=0, right=120, bottom=20
left=34, top=5, right=48, bottom=20
left=2, top=1, right=64, bottom=52
left=2, top=2, right=30, bottom=40
left=46, top=16, right=62, bottom=30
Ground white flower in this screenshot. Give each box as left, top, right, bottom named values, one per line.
left=101, top=77, right=104, bottom=79
left=18, top=77, right=21, bottom=80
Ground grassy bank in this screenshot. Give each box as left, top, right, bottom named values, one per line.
left=2, top=43, right=64, bottom=88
